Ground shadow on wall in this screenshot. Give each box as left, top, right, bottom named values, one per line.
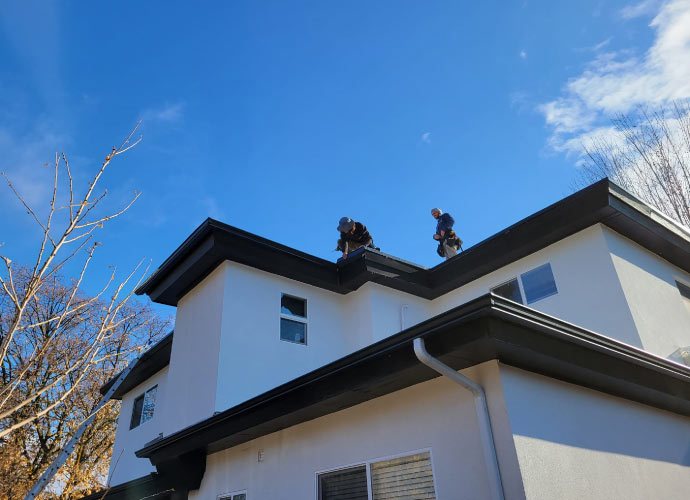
left=502, top=366, right=690, bottom=467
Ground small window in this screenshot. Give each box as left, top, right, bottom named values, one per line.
left=280, top=294, right=307, bottom=345
left=318, top=466, right=367, bottom=500
left=521, top=263, right=558, bottom=304
left=491, top=278, right=523, bottom=304
left=130, top=385, right=158, bottom=429
left=219, top=491, right=247, bottom=500
left=318, top=451, right=436, bottom=500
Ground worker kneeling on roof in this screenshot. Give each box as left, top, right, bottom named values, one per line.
left=431, top=208, right=462, bottom=260
left=336, top=217, right=376, bottom=259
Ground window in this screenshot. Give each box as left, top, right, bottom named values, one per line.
left=491, top=263, right=558, bottom=305
left=318, top=451, right=436, bottom=500
left=280, top=294, right=307, bottom=344
left=130, top=385, right=158, bottom=429
left=491, top=278, right=523, bottom=304
left=219, top=491, right=247, bottom=500
left=521, top=263, right=558, bottom=304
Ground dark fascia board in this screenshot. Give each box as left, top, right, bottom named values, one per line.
left=136, top=219, right=343, bottom=305
left=75, top=473, right=171, bottom=500
left=135, top=294, right=690, bottom=468
left=135, top=179, right=690, bottom=306
left=99, top=332, right=174, bottom=400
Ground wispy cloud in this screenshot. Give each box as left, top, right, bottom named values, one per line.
left=519, top=50, right=527, bottom=59
left=539, top=0, right=690, bottom=154
left=0, top=122, right=70, bottom=209
left=620, top=0, right=663, bottom=19
left=140, top=102, right=185, bottom=124
left=421, top=132, right=431, bottom=143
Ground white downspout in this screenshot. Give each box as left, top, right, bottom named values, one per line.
left=413, top=337, right=505, bottom=500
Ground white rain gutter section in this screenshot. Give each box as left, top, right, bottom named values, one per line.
left=413, top=337, right=505, bottom=500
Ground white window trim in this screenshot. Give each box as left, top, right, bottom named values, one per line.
left=217, top=490, right=247, bottom=500
left=280, top=293, right=308, bottom=345
left=491, top=262, right=559, bottom=305
left=314, top=447, right=437, bottom=500
left=129, top=384, right=158, bottom=430
left=490, top=277, right=525, bottom=304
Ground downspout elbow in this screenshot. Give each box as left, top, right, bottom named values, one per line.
left=413, top=337, right=483, bottom=398
left=413, top=337, right=505, bottom=500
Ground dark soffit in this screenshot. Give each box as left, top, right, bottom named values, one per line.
left=135, top=179, right=690, bottom=306
left=76, top=473, right=170, bottom=500
left=99, top=332, right=174, bottom=400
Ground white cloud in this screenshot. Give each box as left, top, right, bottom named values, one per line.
left=140, top=102, right=185, bottom=124
left=620, top=0, right=662, bottom=19
left=520, top=50, right=527, bottom=59
left=591, top=37, right=612, bottom=51
left=0, top=122, right=70, bottom=208
left=539, top=0, right=690, bottom=154
left=421, top=132, right=431, bottom=143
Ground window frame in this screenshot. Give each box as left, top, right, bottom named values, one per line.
left=280, top=293, right=308, bottom=345
left=314, top=448, right=437, bottom=500
left=129, top=384, right=158, bottom=430
left=218, top=490, right=247, bottom=500
left=490, top=277, right=525, bottom=304
left=490, top=263, right=559, bottom=306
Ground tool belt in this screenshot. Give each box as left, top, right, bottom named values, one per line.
left=436, top=230, right=463, bottom=257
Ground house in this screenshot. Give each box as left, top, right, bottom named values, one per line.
left=85, top=179, right=690, bottom=500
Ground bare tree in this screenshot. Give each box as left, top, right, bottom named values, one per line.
left=0, top=126, right=170, bottom=497
left=578, top=100, right=690, bottom=227
left=0, top=278, right=169, bottom=498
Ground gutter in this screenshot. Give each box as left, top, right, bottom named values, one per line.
left=414, top=337, right=505, bottom=500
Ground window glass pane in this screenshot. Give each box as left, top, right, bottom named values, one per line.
left=280, top=318, right=306, bottom=344
left=521, top=263, right=558, bottom=304
left=232, top=494, right=246, bottom=500
left=130, top=395, right=144, bottom=429
left=141, top=385, right=157, bottom=424
left=319, top=466, right=368, bottom=500
left=491, top=279, right=523, bottom=304
left=371, top=452, right=436, bottom=499
left=281, top=295, right=306, bottom=317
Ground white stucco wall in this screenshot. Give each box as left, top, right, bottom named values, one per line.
left=214, top=262, right=430, bottom=412
left=108, top=366, right=168, bottom=485
left=602, top=227, right=690, bottom=359
left=162, top=264, right=226, bottom=434
left=192, top=361, right=527, bottom=500
left=500, top=365, right=690, bottom=500
left=431, top=224, right=643, bottom=348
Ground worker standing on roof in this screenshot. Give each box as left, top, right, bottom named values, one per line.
left=431, top=208, right=462, bottom=260
left=336, top=217, right=376, bottom=259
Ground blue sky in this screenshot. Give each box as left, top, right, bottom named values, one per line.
left=1, top=1, right=688, bottom=317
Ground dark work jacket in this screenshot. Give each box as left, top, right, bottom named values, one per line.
left=435, top=213, right=455, bottom=236
left=338, top=222, right=372, bottom=249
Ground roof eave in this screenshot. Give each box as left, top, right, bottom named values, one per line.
left=135, top=294, right=690, bottom=465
